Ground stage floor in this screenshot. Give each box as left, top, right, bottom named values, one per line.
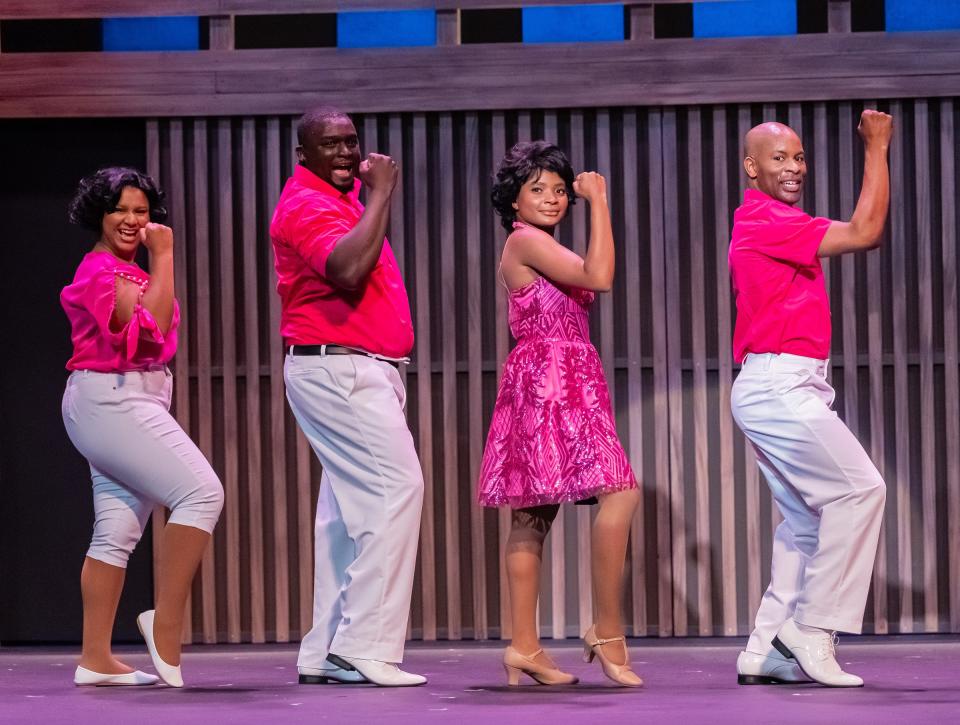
left=3, top=637, right=958, bottom=724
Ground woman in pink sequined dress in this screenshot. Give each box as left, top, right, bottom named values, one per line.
left=478, top=142, right=642, bottom=687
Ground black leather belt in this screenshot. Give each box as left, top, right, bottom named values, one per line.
left=287, top=344, right=400, bottom=368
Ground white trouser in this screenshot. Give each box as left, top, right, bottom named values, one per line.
left=285, top=353, right=424, bottom=666
left=62, top=369, right=224, bottom=568
left=731, top=353, right=886, bottom=654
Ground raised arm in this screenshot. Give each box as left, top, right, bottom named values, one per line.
left=113, top=222, right=176, bottom=335
left=818, top=110, right=893, bottom=258
left=324, top=153, right=399, bottom=291
left=509, top=172, right=615, bottom=292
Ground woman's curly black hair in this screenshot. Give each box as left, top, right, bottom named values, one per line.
left=68, top=166, right=168, bottom=232
left=491, top=140, right=576, bottom=233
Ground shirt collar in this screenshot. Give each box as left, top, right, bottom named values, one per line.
left=294, top=164, right=361, bottom=203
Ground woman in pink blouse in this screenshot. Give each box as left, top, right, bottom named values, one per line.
left=61, top=167, right=223, bottom=688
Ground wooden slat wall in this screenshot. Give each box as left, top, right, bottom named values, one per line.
left=148, top=98, right=960, bottom=643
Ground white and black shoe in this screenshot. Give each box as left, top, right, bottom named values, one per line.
left=736, top=650, right=809, bottom=685
left=299, top=659, right=369, bottom=684
left=772, top=618, right=863, bottom=688
left=326, top=653, right=426, bottom=687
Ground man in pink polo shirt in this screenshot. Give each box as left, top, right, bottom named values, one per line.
left=729, top=110, right=893, bottom=688
left=270, top=107, right=425, bottom=687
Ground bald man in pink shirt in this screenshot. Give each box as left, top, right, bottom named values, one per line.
left=729, top=110, right=893, bottom=688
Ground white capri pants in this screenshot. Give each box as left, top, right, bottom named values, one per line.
left=285, top=353, right=424, bottom=666
left=731, top=353, right=886, bottom=653
left=62, top=369, right=224, bottom=568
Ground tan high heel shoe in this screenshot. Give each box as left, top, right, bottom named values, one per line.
left=503, top=646, right=579, bottom=686
left=582, top=625, right=644, bottom=687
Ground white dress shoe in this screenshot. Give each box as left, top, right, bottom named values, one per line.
left=327, top=654, right=426, bottom=687
left=299, top=659, right=369, bottom=684
left=736, top=650, right=809, bottom=685
left=74, top=665, right=159, bottom=686
left=772, top=618, right=864, bottom=687
left=136, top=610, right=184, bottom=688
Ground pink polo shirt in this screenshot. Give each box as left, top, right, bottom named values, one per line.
left=729, top=189, right=833, bottom=363
left=61, top=251, right=180, bottom=372
left=269, top=165, right=414, bottom=357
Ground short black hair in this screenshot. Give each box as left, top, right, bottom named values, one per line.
left=491, top=140, right=576, bottom=232
left=68, top=166, right=167, bottom=232
left=297, top=106, right=352, bottom=145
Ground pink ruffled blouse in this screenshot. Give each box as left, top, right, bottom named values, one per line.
left=61, top=251, right=180, bottom=372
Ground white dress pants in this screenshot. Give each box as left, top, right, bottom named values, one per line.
left=62, top=369, right=224, bottom=568
left=285, top=353, right=424, bottom=666
left=731, top=353, right=886, bottom=654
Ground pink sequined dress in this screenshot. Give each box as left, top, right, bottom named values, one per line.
left=477, top=249, right=637, bottom=508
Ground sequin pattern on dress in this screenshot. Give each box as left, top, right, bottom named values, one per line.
left=477, top=270, right=637, bottom=508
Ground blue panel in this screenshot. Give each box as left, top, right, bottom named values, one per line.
left=522, top=4, right=624, bottom=43
left=103, top=17, right=199, bottom=51
left=887, top=0, right=960, bottom=31
left=337, top=10, right=436, bottom=48
left=693, top=0, right=796, bottom=38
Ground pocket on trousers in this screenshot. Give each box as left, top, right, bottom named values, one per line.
left=62, top=385, right=79, bottom=425
left=774, top=369, right=812, bottom=396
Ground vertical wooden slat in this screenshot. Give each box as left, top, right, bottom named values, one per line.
left=827, top=0, right=852, bottom=33
left=216, top=118, right=241, bottom=643
left=412, top=113, right=438, bottom=641
left=208, top=15, right=234, bottom=50
left=436, top=8, right=460, bottom=45
left=627, top=3, right=654, bottom=40
left=688, top=107, right=712, bottom=635
left=621, top=109, right=646, bottom=637
left=713, top=105, right=738, bottom=636
left=264, top=117, right=289, bottom=641
left=889, top=100, right=913, bottom=632
left=940, top=99, right=960, bottom=633
left=240, top=117, right=265, bottom=643
left=813, top=103, right=832, bottom=293
left=439, top=112, right=461, bottom=639
left=596, top=110, right=615, bottom=405
left=914, top=100, right=938, bottom=631
left=491, top=111, right=511, bottom=640
left=662, top=108, right=687, bottom=636
left=648, top=108, right=672, bottom=636
left=191, top=119, right=217, bottom=644
left=464, top=111, right=488, bottom=640
left=737, top=104, right=762, bottom=620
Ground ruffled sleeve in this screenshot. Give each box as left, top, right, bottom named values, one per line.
left=85, top=267, right=177, bottom=361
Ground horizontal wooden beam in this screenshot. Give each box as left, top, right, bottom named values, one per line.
left=1, top=32, right=958, bottom=117
left=0, top=0, right=722, bottom=20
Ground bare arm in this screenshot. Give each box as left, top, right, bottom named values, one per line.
left=113, top=223, right=175, bottom=335
left=506, top=172, right=615, bottom=292
left=324, top=153, right=399, bottom=291
left=818, top=110, right=893, bottom=258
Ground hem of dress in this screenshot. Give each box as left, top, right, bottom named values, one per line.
left=478, top=478, right=637, bottom=509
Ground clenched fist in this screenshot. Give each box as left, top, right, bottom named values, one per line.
left=573, top=171, right=607, bottom=204
left=858, top=109, right=893, bottom=149
left=359, top=153, right=399, bottom=194
left=140, top=222, right=174, bottom=256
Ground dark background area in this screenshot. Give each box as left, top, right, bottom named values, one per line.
left=0, top=118, right=154, bottom=643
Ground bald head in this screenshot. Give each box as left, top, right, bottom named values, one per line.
left=743, top=122, right=807, bottom=205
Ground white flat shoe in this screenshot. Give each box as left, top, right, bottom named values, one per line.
left=327, top=654, right=426, bottom=687
left=736, top=650, right=809, bottom=685
left=136, top=610, right=183, bottom=688
left=299, top=659, right=368, bottom=684
left=772, top=618, right=863, bottom=688
left=74, top=665, right=159, bottom=686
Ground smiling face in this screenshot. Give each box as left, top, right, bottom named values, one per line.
left=98, top=186, right=149, bottom=261
left=297, top=115, right=361, bottom=193
left=512, top=168, right=570, bottom=231
left=743, top=123, right=807, bottom=206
